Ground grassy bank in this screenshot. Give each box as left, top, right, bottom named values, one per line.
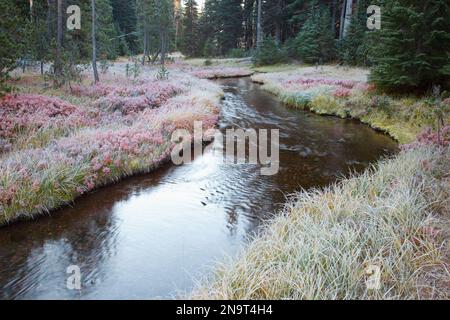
left=252, top=66, right=449, bottom=144
left=0, top=64, right=223, bottom=225
left=192, top=145, right=449, bottom=299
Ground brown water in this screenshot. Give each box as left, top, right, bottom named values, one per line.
left=0, top=78, right=397, bottom=299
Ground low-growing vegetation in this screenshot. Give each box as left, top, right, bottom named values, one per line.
left=252, top=66, right=450, bottom=144
left=192, top=144, right=449, bottom=299
left=0, top=64, right=222, bottom=225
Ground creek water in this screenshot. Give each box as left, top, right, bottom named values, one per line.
left=0, top=77, right=397, bottom=299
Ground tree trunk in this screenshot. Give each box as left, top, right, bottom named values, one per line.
left=54, top=0, right=63, bottom=83
left=274, top=0, right=282, bottom=44
left=160, top=31, right=166, bottom=66
left=332, top=0, right=337, bottom=37
left=243, top=0, right=254, bottom=50
left=339, top=0, right=346, bottom=39
left=142, top=18, right=148, bottom=65
left=91, top=0, right=99, bottom=83
left=343, top=0, right=353, bottom=38
left=256, top=0, right=262, bottom=48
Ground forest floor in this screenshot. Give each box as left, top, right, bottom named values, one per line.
left=189, top=59, right=450, bottom=299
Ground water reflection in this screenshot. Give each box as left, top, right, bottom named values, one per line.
left=0, top=77, right=397, bottom=299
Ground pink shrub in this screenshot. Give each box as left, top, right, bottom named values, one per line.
left=73, top=82, right=184, bottom=114
left=283, top=77, right=357, bottom=89
left=0, top=94, right=94, bottom=144
left=333, top=88, right=352, bottom=98
left=0, top=68, right=223, bottom=222
left=401, top=126, right=450, bottom=150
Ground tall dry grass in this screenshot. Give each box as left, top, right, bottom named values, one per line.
left=192, top=146, right=449, bottom=299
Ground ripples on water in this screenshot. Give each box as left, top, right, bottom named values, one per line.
left=0, top=77, right=397, bottom=299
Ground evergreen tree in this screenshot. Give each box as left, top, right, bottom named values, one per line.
left=0, top=0, right=25, bottom=92
left=370, top=0, right=450, bottom=92
left=198, top=0, right=217, bottom=57
left=180, top=0, right=200, bottom=57
left=338, top=0, right=371, bottom=66
left=136, top=0, right=174, bottom=64
left=111, top=0, right=139, bottom=54
left=217, top=0, right=243, bottom=55
left=253, top=36, right=287, bottom=66
left=95, top=0, right=121, bottom=60
left=295, top=1, right=335, bottom=64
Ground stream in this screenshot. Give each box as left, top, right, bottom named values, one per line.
left=0, top=77, right=397, bottom=299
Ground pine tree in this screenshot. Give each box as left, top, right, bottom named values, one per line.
left=136, top=0, right=174, bottom=64
left=217, top=0, right=243, bottom=55
left=180, top=0, right=200, bottom=57
left=111, top=0, right=139, bottom=54
left=0, top=0, right=25, bottom=92
left=253, top=36, right=287, bottom=66
left=198, top=0, right=220, bottom=57
left=339, top=0, right=371, bottom=66
left=295, top=1, right=335, bottom=64
left=370, top=0, right=450, bottom=92
left=95, top=0, right=120, bottom=60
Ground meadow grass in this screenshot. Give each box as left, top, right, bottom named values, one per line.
left=192, top=145, right=449, bottom=299
left=252, top=68, right=448, bottom=144
left=0, top=65, right=223, bottom=224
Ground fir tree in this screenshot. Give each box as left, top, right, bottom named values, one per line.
left=180, top=0, right=200, bottom=57
left=111, top=0, right=139, bottom=54
left=217, top=0, right=243, bottom=55
left=0, top=0, right=25, bottom=92
left=253, top=36, right=287, bottom=66
left=370, top=0, right=450, bottom=92
left=95, top=0, right=120, bottom=60
left=338, top=0, right=371, bottom=66
left=295, top=1, right=335, bottom=64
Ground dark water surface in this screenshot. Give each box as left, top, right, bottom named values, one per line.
left=0, top=78, right=397, bottom=299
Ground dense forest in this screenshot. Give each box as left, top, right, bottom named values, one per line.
left=1, top=0, right=449, bottom=92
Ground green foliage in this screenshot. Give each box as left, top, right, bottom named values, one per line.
left=111, top=0, right=139, bottom=54
left=227, top=48, right=249, bottom=58
left=201, top=0, right=243, bottom=56
left=180, top=0, right=200, bottom=57
left=338, top=0, right=371, bottom=66
left=294, top=2, right=335, bottom=64
left=136, top=0, right=175, bottom=61
left=125, top=58, right=142, bottom=80
left=96, top=0, right=121, bottom=60
left=202, top=38, right=219, bottom=58
left=0, top=0, right=25, bottom=93
left=253, top=37, right=288, bottom=66
left=370, top=0, right=450, bottom=92
left=156, top=64, right=170, bottom=80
